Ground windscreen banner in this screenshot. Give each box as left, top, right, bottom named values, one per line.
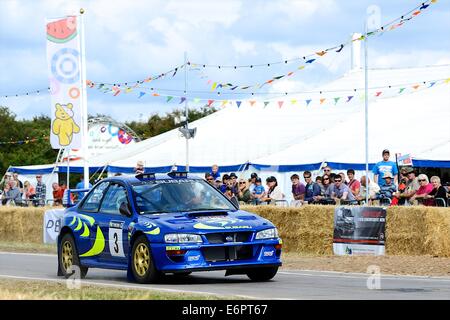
left=333, top=206, right=386, bottom=255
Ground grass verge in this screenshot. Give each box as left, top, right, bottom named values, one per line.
left=0, top=278, right=228, bottom=300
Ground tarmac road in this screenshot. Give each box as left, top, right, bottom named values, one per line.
left=0, top=252, right=449, bottom=299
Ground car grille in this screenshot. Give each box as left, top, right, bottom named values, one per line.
left=202, top=245, right=254, bottom=262
left=205, top=232, right=252, bottom=244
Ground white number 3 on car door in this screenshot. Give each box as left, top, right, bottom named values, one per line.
left=108, top=221, right=125, bottom=257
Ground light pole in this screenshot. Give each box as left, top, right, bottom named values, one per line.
left=364, top=21, right=369, bottom=205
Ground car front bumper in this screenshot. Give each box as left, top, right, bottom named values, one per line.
left=150, top=238, right=282, bottom=273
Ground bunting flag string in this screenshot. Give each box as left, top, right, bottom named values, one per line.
left=87, top=76, right=449, bottom=110
left=0, top=135, right=49, bottom=146
left=0, top=0, right=438, bottom=100
left=189, top=0, right=436, bottom=91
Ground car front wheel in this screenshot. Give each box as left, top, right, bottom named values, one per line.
left=131, top=235, right=161, bottom=283
left=246, top=266, right=278, bottom=281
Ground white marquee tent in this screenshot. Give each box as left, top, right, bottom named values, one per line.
left=8, top=63, right=450, bottom=200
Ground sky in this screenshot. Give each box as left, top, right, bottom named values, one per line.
left=0, top=0, right=449, bottom=122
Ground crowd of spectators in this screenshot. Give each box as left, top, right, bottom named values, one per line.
left=205, top=150, right=450, bottom=207
left=0, top=172, right=70, bottom=207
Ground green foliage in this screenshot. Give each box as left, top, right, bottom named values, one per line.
left=0, top=105, right=217, bottom=174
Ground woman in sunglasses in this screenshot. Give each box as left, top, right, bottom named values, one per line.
left=411, top=174, right=434, bottom=205
left=313, top=174, right=334, bottom=204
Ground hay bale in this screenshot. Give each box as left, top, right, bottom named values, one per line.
left=0, top=207, right=47, bottom=243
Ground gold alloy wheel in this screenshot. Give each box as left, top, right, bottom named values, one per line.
left=134, top=243, right=150, bottom=277
left=62, top=241, right=73, bottom=271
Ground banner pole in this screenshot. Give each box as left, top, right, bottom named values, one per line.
left=79, top=8, right=89, bottom=188
left=364, top=21, right=369, bottom=205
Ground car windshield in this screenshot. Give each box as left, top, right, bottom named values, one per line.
left=131, top=179, right=236, bottom=214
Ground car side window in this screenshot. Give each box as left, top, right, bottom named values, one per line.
left=80, top=182, right=109, bottom=213
left=99, top=183, right=129, bottom=215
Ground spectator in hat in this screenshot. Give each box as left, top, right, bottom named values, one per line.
left=376, top=172, right=397, bottom=203
left=252, top=177, right=265, bottom=205
left=134, top=160, right=145, bottom=175
left=229, top=172, right=239, bottom=195
left=411, top=174, right=434, bottom=206
left=210, top=164, right=221, bottom=181
left=261, top=176, right=285, bottom=205
left=290, top=174, right=305, bottom=207
left=393, top=167, right=419, bottom=205
left=372, top=149, right=398, bottom=187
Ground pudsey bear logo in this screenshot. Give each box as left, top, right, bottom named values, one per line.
left=52, top=103, right=80, bottom=146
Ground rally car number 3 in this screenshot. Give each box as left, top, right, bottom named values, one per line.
left=109, top=221, right=125, bottom=257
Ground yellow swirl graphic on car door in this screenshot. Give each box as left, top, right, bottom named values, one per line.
left=80, top=226, right=105, bottom=257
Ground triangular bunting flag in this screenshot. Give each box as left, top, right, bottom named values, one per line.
left=263, top=101, right=270, bottom=108
left=305, top=99, right=312, bottom=106
left=249, top=100, right=256, bottom=106
left=236, top=101, right=242, bottom=108
left=428, top=82, right=436, bottom=87
left=412, top=85, right=420, bottom=90
left=347, top=96, right=354, bottom=102
left=298, top=66, right=305, bottom=70
left=320, top=98, right=326, bottom=104
left=152, top=93, right=160, bottom=96
left=221, top=100, right=228, bottom=107
left=306, top=59, right=316, bottom=64
left=273, top=75, right=285, bottom=80
left=399, top=88, right=406, bottom=93
left=291, top=99, right=297, bottom=105
left=138, top=92, right=146, bottom=98
left=316, top=51, right=327, bottom=56
left=287, top=72, right=294, bottom=76
left=375, top=91, right=382, bottom=97
left=179, top=97, right=186, bottom=104
left=166, top=96, right=173, bottom=102
left=277, top=101, right=284, bottom=108
left=172, top=68, right=178, bottom=77
left=230, top=86, right=238, bottom=90
left=207, top=100, right=214, bottom=107
left=211, top=82, right=217, bottom=91
left=333, top=97, right=340, bottom=105
left=336, top=44, right=344, bottom=53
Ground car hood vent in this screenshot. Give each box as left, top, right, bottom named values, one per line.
left=185, top=211, right=229, bottom=218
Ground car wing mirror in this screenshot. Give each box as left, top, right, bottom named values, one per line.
left=119, top=202, right=132, bottom=217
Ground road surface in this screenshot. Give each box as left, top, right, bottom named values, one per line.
left=0, top=252, right=449, bottom=299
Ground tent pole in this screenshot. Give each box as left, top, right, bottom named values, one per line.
left=79, top=9, right=89, bottom=188
left=364, top=20, right=369, bottom=205
left=184, top=51, right=189, bottom=172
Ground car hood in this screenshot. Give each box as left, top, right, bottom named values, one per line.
left=137, top=209, right=274, bottom=233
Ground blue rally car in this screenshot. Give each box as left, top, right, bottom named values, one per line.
left=57, top=171, right=282, bottom=283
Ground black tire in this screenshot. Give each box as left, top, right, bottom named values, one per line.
left=130, top=235, right=161, bottom=284
left=59, top=233, right=88, bottom=279
left=246, top=267, right=278, bottom=281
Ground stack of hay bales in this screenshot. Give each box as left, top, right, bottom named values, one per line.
left=1, top=205, right=449, bottom=257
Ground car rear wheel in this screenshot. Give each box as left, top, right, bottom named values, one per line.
left=59, top=233, right=88, bottom=279
left=131, top=235, right=160, bottom=283
left=246, top=266, right=278, bottom=281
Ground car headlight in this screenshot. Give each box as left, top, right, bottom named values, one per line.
left=255, top=228, right=279, bottom=240
left=164, top=233, right=203, bottom=243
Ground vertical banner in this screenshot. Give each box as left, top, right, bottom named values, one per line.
left=333, top=206, right=386, bottom=255
left=46, top=15, right=82, bottom=149
left=396, top=153, right=413, bottom=166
